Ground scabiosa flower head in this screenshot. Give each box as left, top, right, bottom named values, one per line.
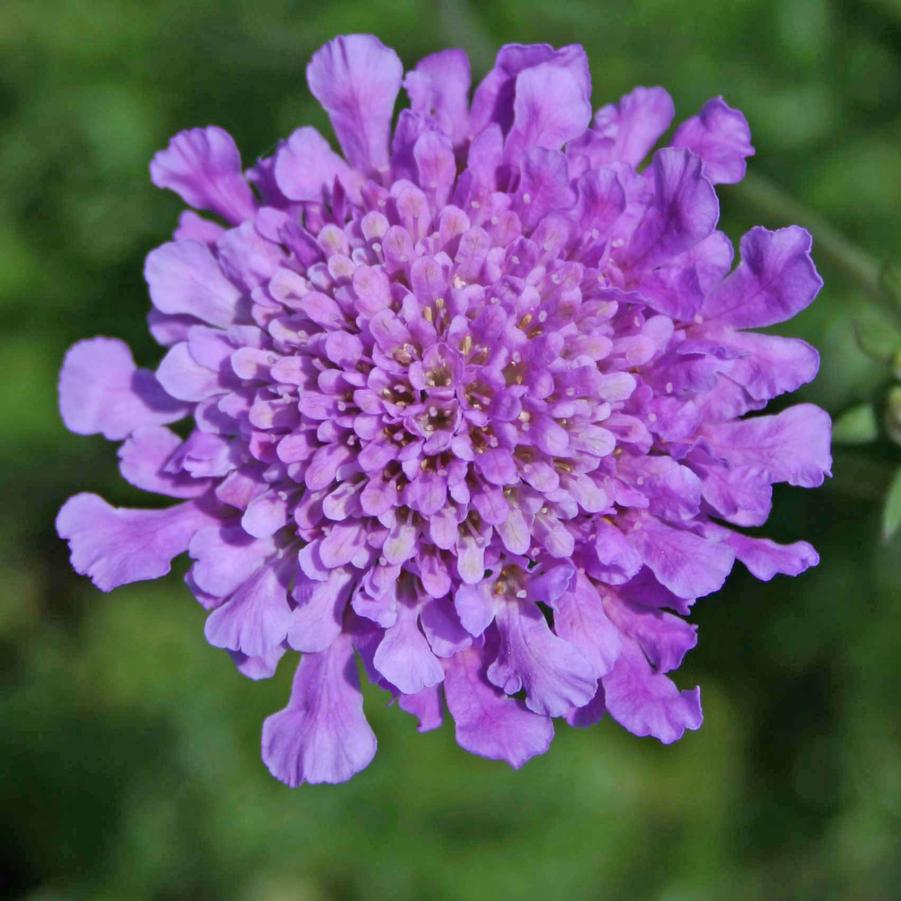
left=58, top=35, right=831, bottom=785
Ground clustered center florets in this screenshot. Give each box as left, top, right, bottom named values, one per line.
left=270, top=182, right=635, bottom=595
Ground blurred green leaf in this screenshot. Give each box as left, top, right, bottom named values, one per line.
left=854, top=315, right=901, bottom=364
left=887, top=385, right=901, bottom=445
left=832, top=403, right=879, bottom=444
left=882, top=466, right=901, bottom=541
left=880, top=260, right=901, bottom=310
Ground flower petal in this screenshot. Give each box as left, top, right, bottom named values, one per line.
left=488, top=603, right=597, bottom=717
left=631, top=517, right=735, bottom=600
left=189, top=525, right=275, bottom=597
left=703, top=226, right=822, bottom=328
left=59, top=337, right=185, bottom=440
left=57, top=494, right=217, bottom=592
left=723, top=531, right=820, bottom=581
left=274, top=126, right=349, bottom=202
left=404, top=49, right=471, bottom=145
left=230, top=645, right=286, bottom=681
left=306, top=34, right=403, bottom=170
left=118, top=425, right=210, bottom=497
left=603, top=642, right=702, bottom=744
left=373, top=604, right=444, bottom=695
left=398, top=684, right=444, bottom=733
left=587, top=86, right=674, bottom=167
left=149, top=126, right=256, bottom=223
left=671, top=97, right=754, bottom=185
left=288, top=568, right=354, bottom=652
left=261, top=635, right=377, bottom=786
left=145, top=240, right=242, bottom=328
left=204, top=556, right=293, bottom=657
left=506, top=61, right=592, bottom=156
left=552, top=573, right=623, bottom=678
left=622, top=147, right=719, bottom=270
left=443, top=642, right=554, bottom=768
left=702, top=403, right=832, bottom=488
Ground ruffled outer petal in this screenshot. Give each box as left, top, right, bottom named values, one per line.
left=404, top=49, right=471, bottom=145
left=443, top=642, right=554, bottom=768
left=274, top=127, right=349, bottom=202
left=622, top=148, right=719, bottom=271
left=470, top=43, right=590, bottom=137
left=287, top=568, right=353, bottom=653
left=602, top=642, right=702, bottom=743
left=230, top=645, right=286, bottom=681
left=57, top=494, right=218, bottom=592
left=59, top=338, right=186, bottom=441
left=398, top=684, right=444, bottom=732
left=722, top=531, right=819, bottom=581
left=373, top=604, right=444, bottom=694
left=118, top=425, right=210, bottom=497
left=261, top=634, right=377, bottom=786
left=703, top=226, right=822, bottom=327
left=487, top=603, right=597, bottom=717
left=204, top=556, right=293, bottom=657
left=587, top=85, right=675, bottom=167
left=506, top=62, right=592, bottom=157
left=144, top=240, right=242, bottom=328
left=306, top=34, right=403, bottom=170
left=702, top=403, right=832, bottom=488
left=189, top=525, right=275, bottom=597
left=150, top=126, right=256, bottom=224
left=694, top=325, right=820, bottom=402
left=671, top=97, right=754, bottom=185
left=553, top=572, right=623, bottom=678
left=630, top=517, right=735, bottom=600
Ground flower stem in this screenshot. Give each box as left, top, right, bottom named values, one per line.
left=733, top=172, right=901, bottom=327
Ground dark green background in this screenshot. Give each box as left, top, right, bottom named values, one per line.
left=1, top=1, right=899, bottom=898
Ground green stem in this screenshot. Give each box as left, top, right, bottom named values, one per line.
left=733, top=172, right=901, bottom=326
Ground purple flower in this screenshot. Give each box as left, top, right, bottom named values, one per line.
left=57, top=35, right=831, bottom=786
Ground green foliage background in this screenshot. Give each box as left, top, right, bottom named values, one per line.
left=1, top=1, right=899, bottom=898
